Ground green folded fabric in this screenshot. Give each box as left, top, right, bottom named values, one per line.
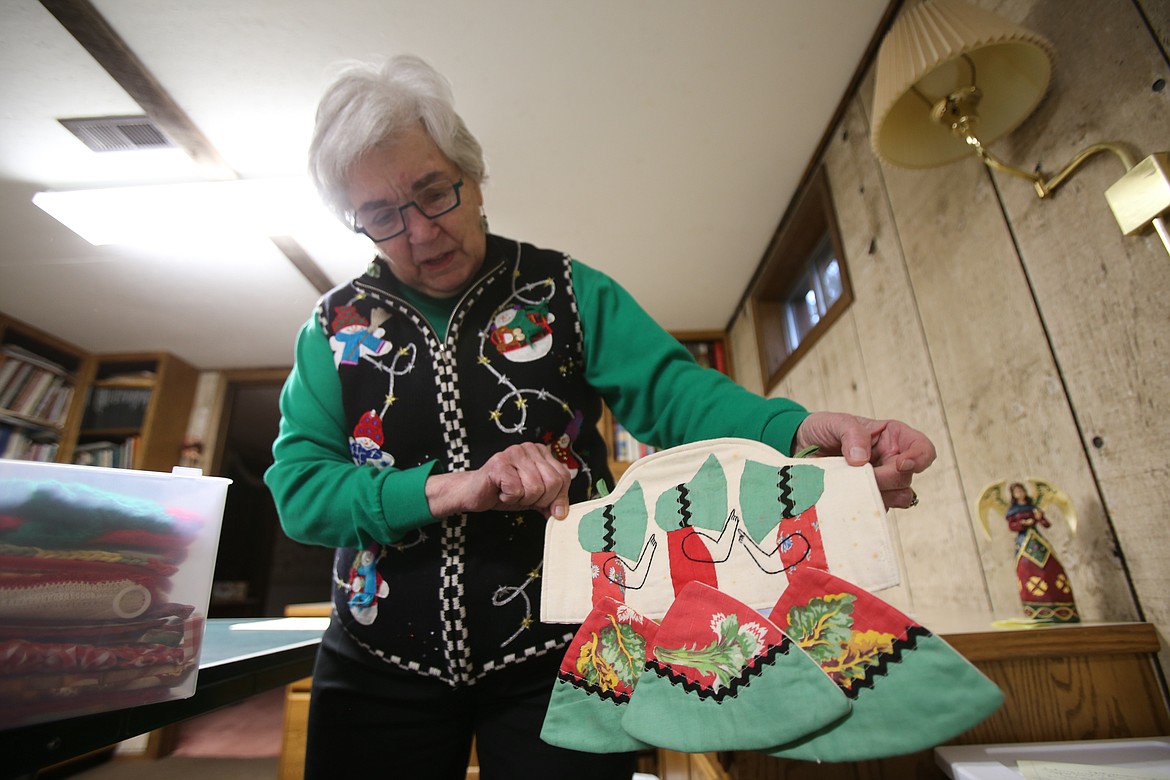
left=739, top=461, right=824, bottom=543
left=766, top=568, right=1004, bottom=762
left=541, top=596, right=658, bottom=753
left=622, top=581, right=849, bottom=752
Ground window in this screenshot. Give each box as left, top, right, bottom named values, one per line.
left=751, top=167, right=852, bottom=391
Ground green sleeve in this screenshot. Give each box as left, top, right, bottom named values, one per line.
left=263, top=318, right=439, bottom=548
left=572, top=260, right=809, bottom=454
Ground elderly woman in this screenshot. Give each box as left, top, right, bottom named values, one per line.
left=265, top=54, right=936, bottom=779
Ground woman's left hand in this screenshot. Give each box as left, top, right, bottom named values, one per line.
left=794, top=412, right=937, bottom=510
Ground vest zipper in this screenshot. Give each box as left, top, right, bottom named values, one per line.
left=354, top=259, right=507, bottom=353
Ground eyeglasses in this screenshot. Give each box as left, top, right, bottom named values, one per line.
left=350, top=178, right=465, bottom=241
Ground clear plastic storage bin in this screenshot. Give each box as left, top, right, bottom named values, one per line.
left=0, top=461, right=230, bottom=729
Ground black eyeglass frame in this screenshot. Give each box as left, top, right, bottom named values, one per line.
left=349, top=178, right=465, bottom=242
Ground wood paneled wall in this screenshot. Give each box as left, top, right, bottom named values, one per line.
left=730, top=0, right=1170, bottom=680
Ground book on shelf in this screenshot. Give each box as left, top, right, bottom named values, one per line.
left=32, top=382, right=74, bottom=425
left=0, top=346, right=76, bottom=426
left=1, top=344, right=72, bottom=377
left=82, top=385, right=152, bottom=429
left=682, top=339, right=727, bottom=375
left=610, top=421, right=657, bottom=463
left=72, top=436, right=139, bottom=468
left=0, top=356, right=23, bottom=391
left=0, top=361, right=37, bottom=408
left=0, top=424, right=59, bottom=462
left=0, top=379, right=74, bottom=429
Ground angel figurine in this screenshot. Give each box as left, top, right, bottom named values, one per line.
left=977, top=479, right=1079, bottom=624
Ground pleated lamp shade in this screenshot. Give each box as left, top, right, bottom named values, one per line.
left=871, top=0, right=1055, bottom=168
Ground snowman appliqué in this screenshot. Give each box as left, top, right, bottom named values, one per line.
left=350, top=410, right=395, bottom=469
left=347, top=546, right=389, bottom=625
left=329, top=304, right=392, bottom=367
left=488, top=302, right=555, bottom=362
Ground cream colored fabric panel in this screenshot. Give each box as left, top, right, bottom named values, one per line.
left=541, top=438, right=895, bottom=623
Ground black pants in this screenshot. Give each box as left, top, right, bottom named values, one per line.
left=305, top=642, right=638, bottom=779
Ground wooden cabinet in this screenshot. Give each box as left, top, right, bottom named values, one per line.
left=600, top=329, right=733, bottom=482
left=0, top=313, right=197, bottom=472
left=0, top=314, right=91, bottom=463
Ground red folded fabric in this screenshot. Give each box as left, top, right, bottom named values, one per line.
left=0, top=638, right=186, bottom=675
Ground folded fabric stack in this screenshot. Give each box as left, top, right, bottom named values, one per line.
left=0, top=478, right=205, bottom=728
left=542, top=568, right=1004, bottom=762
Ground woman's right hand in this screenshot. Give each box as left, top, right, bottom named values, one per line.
left=425, top=442, right=573, bottom=520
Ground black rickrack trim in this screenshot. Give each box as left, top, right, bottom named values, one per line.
left=555, top=669, right=633, bottom=704
left=643, top=636, right=789, bottom=702
left=841, top=624, right=932, bottom=699
left=675, top=483, right=693, bottom=529
left=777, top=465, right=797, bottom=517
left=600, top=503, right=618, bottom=552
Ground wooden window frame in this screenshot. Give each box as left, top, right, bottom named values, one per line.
left=751, top=166, right=853, bottom=392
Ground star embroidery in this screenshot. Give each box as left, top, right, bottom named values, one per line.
left=385, top=393, right=397, bottom=406
left=490, top=409, right=503, bottom=422
left=528, top=568, right=541, bottom=580
left=477, top=355, right=491, bottom=365
left=397, top=347, right=410, bottom=357
left=513, top=515, right=525, bottom=526
left=520, top=616, right=534, bottom=630
left=514, top=397, right=528, bottom=410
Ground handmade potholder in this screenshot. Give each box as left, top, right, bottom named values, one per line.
left=621, top=581, right=850, bottom=752
left=765, top=568, right=1004, bottom=762
left=540, top=596, right=659, bottom=753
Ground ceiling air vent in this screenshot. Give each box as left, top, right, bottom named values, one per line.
left=58, top=115, right=174, bottom=152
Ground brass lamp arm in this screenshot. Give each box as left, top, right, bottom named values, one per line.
left=964, top=130, right=1169, bottom=256
left=964, top=132, right=1136, bottom=200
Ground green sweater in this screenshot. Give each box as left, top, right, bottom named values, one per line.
left=265, top=258, right=808, bottom=548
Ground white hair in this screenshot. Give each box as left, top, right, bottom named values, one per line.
left=308, top=54, right=487, bottom=222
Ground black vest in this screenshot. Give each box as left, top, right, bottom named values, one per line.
left=316, top=235, right=611, bottom=686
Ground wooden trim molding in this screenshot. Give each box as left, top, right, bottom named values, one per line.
left=945, top=621, right=1163, bottom=662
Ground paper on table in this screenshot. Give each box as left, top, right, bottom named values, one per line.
left=1018, top=760, right=1169, bottom=780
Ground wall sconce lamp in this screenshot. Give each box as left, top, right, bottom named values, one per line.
left=871, top=0, right=1170, bottom=256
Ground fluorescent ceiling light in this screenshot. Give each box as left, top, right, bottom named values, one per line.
left=32, top=177, right=348, bottom=248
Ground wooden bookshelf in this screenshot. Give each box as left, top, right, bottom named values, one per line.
left=75, top=352, right=199, bottom=472
left=0, top=314, right=92, bottom=463
left=600, top=329, right=732, bottom=482
left=0, top=313, right=197, bottom=472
